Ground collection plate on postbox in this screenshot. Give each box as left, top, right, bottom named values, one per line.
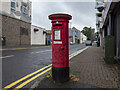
left=53, top=22, right=63, bottom=45
left=54, top=29, right=62, bottom=44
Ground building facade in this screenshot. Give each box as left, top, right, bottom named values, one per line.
left=69, top=28, right=73, bottom=44
left=0, top=0, right=31, bottom=46
left=69, top=27, right=87, bottom=44
left=96, top=0, right=120, bottom=63
left=80, top=33, right=87, bottom=44
left=91, top=28, right=96, bottom=41
left=31, top=25, right=46, bottom=45
left=70, top=27, right=81, bottom=44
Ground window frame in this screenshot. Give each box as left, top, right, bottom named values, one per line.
left=20, top=27, right=28, bottom=35
left=22, top=5, right=28, bottom=15
left=11, top=0, right=16, bottom=11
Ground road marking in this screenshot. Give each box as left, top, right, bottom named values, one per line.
left=3, top=64, right=52, bottom=89
left=3, top=46, right=90, bottom=89
left=69, top=46, right=90, bottom=59
left=15, top=67, right=52, bottom=89
left=0, top=55, right=14, bottom=59
left=30, top=50, right=52, bottom=54
left=0, top=46, right=51, bottom=51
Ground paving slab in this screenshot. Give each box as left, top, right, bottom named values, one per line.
left=31, top=46, right=119, bottom=89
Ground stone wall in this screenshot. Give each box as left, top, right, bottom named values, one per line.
left=2, top=15, right=31, bottom=46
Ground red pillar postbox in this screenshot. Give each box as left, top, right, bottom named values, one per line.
left=48, top=13, right=72, bottom=82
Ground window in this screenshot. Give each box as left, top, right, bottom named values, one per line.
left=11, top=0, right=16, bottom=11
left=22, top=5, right=28, bottom=15
left=20, top=27, right=28, bottom=35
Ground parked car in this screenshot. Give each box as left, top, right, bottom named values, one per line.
left=93, top=41, right=97, bottom=43
left=85, top=40, right=92, bottom=46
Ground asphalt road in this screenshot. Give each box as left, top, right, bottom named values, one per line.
left=2, top=44, right=86, bottom=88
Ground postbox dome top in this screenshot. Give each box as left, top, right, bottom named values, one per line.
left=49, top=13, right=72, bottom=20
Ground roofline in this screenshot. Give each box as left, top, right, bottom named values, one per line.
left=32, top=25, right=46, bottom=30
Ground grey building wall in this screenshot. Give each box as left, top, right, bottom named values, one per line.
left=69, top=28, right=73, bottom=43
left=2, top=15, right=31, bottom=46
left=0, top=0, right=31, bottom=23
left=1, top=0, right=31, bottom=46
left=96, top=0, right=120, bottom=61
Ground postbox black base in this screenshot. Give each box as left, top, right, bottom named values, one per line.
left=52, top=67, right=69, bottom=83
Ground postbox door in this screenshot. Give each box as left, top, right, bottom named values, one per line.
left=52, top=24, right=69, bottom=68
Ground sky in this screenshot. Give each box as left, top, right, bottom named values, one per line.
left=31, top=0, right=96, bottom=31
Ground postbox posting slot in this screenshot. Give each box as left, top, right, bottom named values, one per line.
left=53, top=24, right=62, bottom=27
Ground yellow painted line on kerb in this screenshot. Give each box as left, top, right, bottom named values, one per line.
left=0, top=46, right=51, bottom=51
left=0, top=48, right=28, bottom=51
left=14, top=67, right=52, bottom=89
left=3, top=46, right=90, bottom=89
left=69, top=46, right=90, bottom=59
left=3, top=64, right=52, bottom=89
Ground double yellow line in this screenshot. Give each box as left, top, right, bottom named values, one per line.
left=0, top=46, right=51, bottom=51
left=3, top=46, right=89, bottom=89
left=3, top=64, right=52, bottom=89
left=15, top=67, right=52, bottom=89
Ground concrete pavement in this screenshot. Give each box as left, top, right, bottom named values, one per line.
left=31, top=46, right=119, bottom=89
